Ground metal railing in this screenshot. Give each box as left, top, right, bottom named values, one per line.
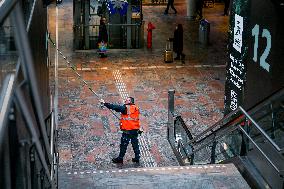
left=74, top=22, right=143, bottom=49
left=167, top=87, right=284, bottom=187
left=0, top=0, right=58, bottom=188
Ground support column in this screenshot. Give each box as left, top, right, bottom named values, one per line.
left=73, top=0, right=81, bottom=49
left=167, top=89, right=175, bottom=140
left=126, top=3, right=132, bottom=48
left=187, top=0, right=196, bottom=19
left=84, top=0, right=90, bottom=49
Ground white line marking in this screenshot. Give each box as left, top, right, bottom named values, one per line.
left=58, top=65, right=226, bottom=71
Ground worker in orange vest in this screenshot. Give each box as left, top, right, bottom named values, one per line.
left=100, top=97, right=141, bottom=164
left=147, top=22, right=156, bottom=49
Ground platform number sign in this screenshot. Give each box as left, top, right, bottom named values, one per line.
left=225, top=0, right=284, bottom=113
left=251, top=24, right=271, bottom=72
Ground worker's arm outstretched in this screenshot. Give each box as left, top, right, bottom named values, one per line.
left=100, top=99, right=126, bottom=114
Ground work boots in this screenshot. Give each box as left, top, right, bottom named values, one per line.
left=112, top=157, right=123, bottom=164
left=132, top=158, right=140, bottom=163
left=112, top=157, right=139, bottom=164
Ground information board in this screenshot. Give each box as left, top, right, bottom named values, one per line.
left=224, top=0, right=284, bottom=114
left=224, top=0, right=250, bottom=114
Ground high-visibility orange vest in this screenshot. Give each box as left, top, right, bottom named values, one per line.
left=120, top=104, right=140, bottom=130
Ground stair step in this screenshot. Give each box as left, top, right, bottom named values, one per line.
left=59, top=164, right=250, bottom=189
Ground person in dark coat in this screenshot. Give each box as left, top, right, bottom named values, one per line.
left=171, top=24, right=185, bottom=62
left=223, top=0, right=230, bottom=16
left=196, top=0, right=204, bottom=19
left=164, top=0, right=177, bottom=14
left=97, top=17, right=108, bottom=58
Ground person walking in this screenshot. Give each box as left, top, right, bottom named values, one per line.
left=164, top=0, right=177, bottom=14
left=196, top=0, right=204, bottom=20
left=223, top=0, right=230, bottom=16
left=97, top=17, right=108, bottom=58
left=170, top=24, right=185, bottom=63
left=100, top=97, right=141, bottom=164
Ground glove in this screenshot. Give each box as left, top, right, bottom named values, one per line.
left=99, top=99, right=105, bottom=107
left=138, top=129, right=143, bottom=135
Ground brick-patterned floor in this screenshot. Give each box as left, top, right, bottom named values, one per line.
left=48, top=0, right=229, bottom=172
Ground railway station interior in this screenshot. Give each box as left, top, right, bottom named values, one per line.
left=0, top=0, right=284, bottom=188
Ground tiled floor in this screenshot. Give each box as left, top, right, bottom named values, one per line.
left=48, top=0, right=229, bottom=172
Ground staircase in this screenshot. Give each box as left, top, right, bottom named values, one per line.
left=167, top=88, right=284, bottom=189
left=59, top=164, right=249, bottom=189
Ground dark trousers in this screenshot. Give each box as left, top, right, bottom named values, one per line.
left=164, top=0, right=177, bottom=13
left=196, top=0, right=204, bottom=18
left=224, top=0, right=230, bottom=15
left=118, top=131, right=140, bottom=160
left=176, top=51, right=185, bottom=59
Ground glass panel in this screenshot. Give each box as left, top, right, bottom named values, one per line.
left=22, top=0, right=34, bottom=27
left=249, top=94, right=284, bottom=150
left=0, top=16, right=18, bottom=91
left=173, top=116, right=193, bottom=163
left=222, top=129, right=244, bottom=158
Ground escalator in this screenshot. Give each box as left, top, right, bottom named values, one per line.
left=168, top=87, right=284, bottom=189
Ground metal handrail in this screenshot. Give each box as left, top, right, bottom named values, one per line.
left=12, top=3, right=53, bottom=165
left=0, top=0, right=18, bottom=24
left=80, top=23, right=142, bottom=27
left=238, top=126, right=283, bottom=174
left=0, top=74, right=15, bottom=146
left=190, top=87, right=284, bottom=147
left=185, top=106, right=283, bottom=174
left=189, top=106, right=283, bottom=153
left=15, top=88, right=52, bottom=183
left=189, top=107, right=241, bottom=144
left=239, top=106, right=282, bottom=152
